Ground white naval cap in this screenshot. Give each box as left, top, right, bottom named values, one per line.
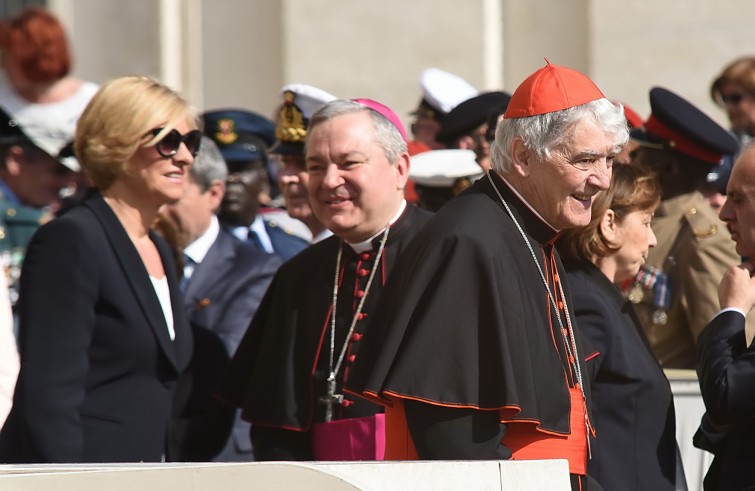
left=279, top=83, right=337, bottom=119
left=1, top=108, right=79, bottom=171
left=272, top=83, right=338, bottom=154
left=410, top=149, right=483, bottom=187
left=418, top=68, right=479, bottom=115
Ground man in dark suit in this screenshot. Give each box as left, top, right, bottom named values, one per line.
left=163, top=137, right=282, bottom=461
left=202, top=109, right=309, bottom=261
left=696, top=142, right=755, bottom=490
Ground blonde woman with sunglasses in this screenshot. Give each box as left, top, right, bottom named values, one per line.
left=0, top=76, right=198, bottom=463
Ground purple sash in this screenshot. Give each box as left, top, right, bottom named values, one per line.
left=311, top=414, right=386, bottom=460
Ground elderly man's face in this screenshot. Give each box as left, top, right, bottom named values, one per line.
left=306, top=111, right=409, bottom=243
left=525, top=118, right=616, bottom=230
left=720, top=146, right=755, bottom=258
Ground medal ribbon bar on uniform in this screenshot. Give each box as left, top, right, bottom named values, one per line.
left=636, top=265, right=671, bottom=309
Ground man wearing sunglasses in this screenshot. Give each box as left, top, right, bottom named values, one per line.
left=202, top=109, right=308, bottom=262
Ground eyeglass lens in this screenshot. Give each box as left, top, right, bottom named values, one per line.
left=722, top=93, right=744, bottom=105
left=151, top=128, right=202, bottom=157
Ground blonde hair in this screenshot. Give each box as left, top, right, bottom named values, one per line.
left=75, top=75, right=197, bottom=190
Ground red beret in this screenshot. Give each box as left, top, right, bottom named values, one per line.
left=504, top=58, right=605, bottom=119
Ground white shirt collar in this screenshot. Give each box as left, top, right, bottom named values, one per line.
left=184, top=215, right=220, bottom=264
left=346, top=199, right=406, bottom=253
left=312, top=228, right=333, bottom=244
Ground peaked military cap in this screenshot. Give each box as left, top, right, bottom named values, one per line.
left=0, top=106, right=78, bottom=171
left=410, top=149, right=483, bottom=187
left=270, top=84, right=337, bottom=156
left=636, top=87, right=738, bottom=164
left=435, top=91, right=512, bottom=144
left=410, top=149, right=482, bottom=211
left=202, top=109, right=276, bottom=162
left=619, top=101, right=644, bottom=129
left=412, top=68, right=479, bottom=121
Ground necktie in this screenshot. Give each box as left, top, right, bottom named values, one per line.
left=181, top=254, right=195, bottom=292
left=247, top=230, right=265, bottom=251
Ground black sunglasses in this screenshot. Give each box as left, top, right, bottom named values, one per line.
left=721, top=93, right=745, bottom=105
left=148, top=128, right=202, bottom=158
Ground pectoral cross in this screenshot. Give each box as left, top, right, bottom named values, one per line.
left=318, top=373, right=343, bottom=422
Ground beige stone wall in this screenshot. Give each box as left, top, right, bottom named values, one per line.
left=589, top=0, right=755, bottom=126
left=42, top=0, right=755, bottom=129
left=198, top=0, right=282, bottom=116
left=51, top=0, right=162, bottom=86
left=502, top=0, right=589, bottom=89
left=280, top=0, right=496, bottom=128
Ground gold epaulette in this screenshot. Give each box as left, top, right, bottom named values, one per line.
left=683, top=206, right=718, bottom=239
left=266, top=220, right=296, bottom=236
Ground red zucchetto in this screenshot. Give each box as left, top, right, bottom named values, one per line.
left=504, top=58, right=606, bottom=119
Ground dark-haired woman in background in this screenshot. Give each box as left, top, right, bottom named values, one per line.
left=557, top=164, right=686, bottom=490
left=0, top=76, right=197, bottom=463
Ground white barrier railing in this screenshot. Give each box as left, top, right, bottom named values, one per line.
left=667, top=369, right=714, bottom=491
left=0, top=460, right=571, bottom=491
left=0, top=371, right=704, bottom=490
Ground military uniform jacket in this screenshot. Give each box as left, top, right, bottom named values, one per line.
left=0, top=194, right=48, bottom=307
left=0, top=199, right=46, bottom=253
left=632, top=191, right=748, bottom=368
left=216, top=204, right=432, bottom=460
left=566, top=261, right=682, bottom=491
left=261, top=218, right=308, bottom=261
